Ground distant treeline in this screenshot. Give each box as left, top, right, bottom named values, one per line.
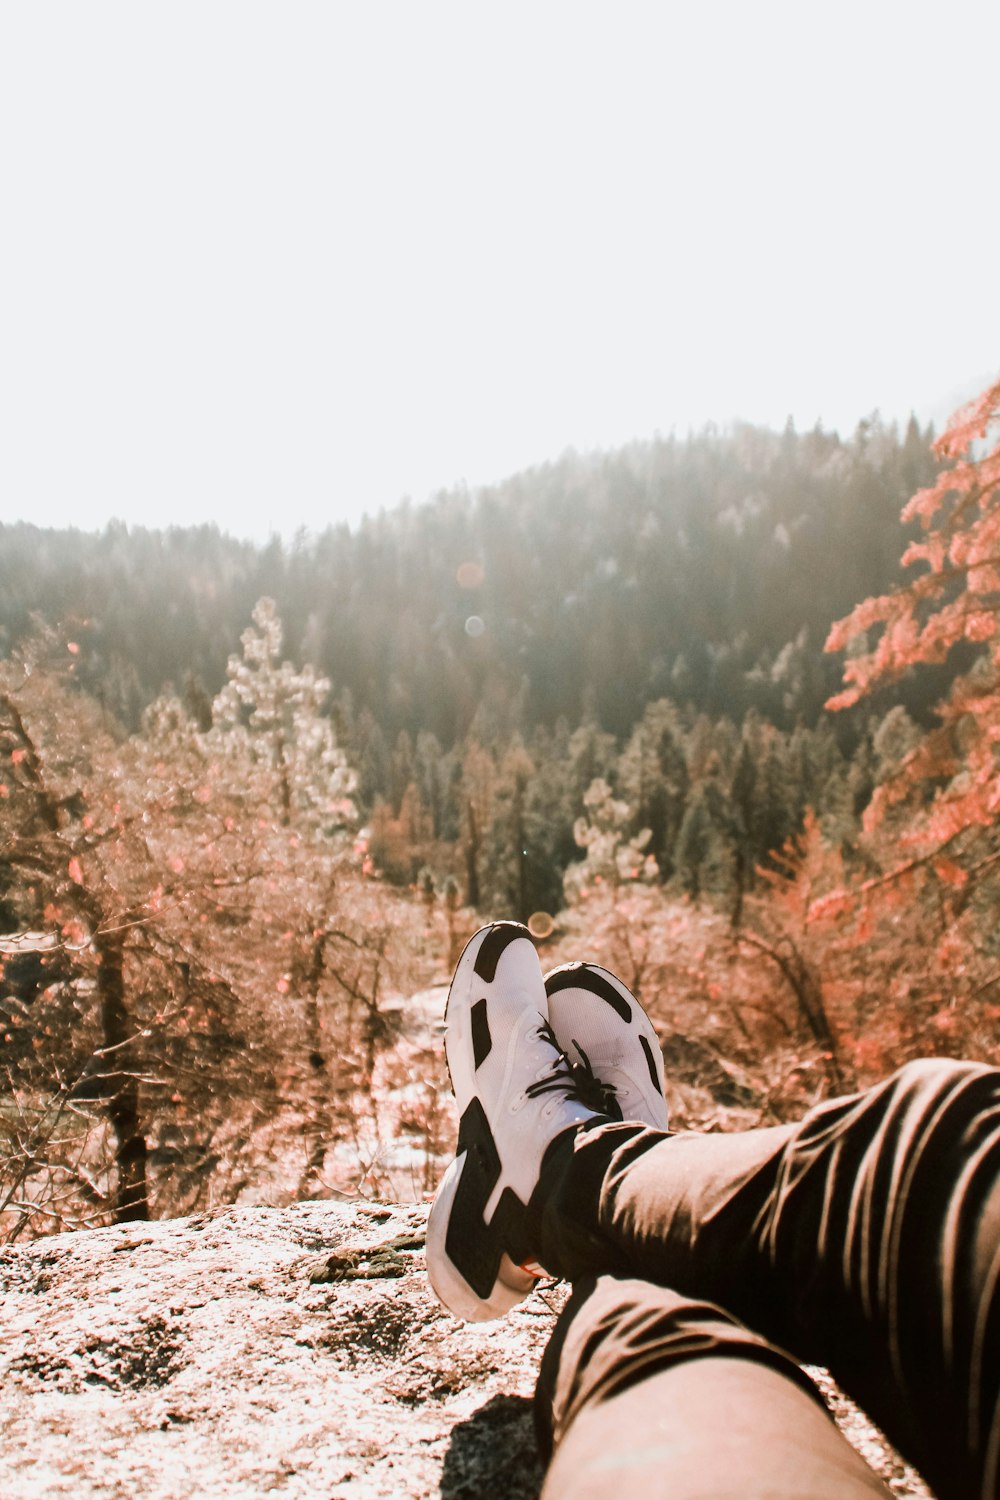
left=1, top=414, right=940, bottom=748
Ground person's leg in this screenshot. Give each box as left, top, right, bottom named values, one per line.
left=535, top=1276, right=891, bottom=1500
left=529, top=1058, right=1000, bottom=1500
left=425, top=926, right=999, bottom=1495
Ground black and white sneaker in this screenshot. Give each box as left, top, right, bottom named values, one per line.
left=426, top=923, right=605, bottom=1322
left=544, top=962, right=669, bottom=1131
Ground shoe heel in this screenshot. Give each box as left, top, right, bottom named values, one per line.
left=427, top=1153, right=532, bottom=1322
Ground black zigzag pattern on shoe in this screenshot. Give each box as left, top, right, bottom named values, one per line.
left=639, top=1033, right=661, bottom=1092
left=471, top=997, right=492, bottom=1069
left=473, top=922, right=530, bottom=983
left=444, top=1096, right=535, bottom=1299
left=545, top=964, right=632, bottom=1023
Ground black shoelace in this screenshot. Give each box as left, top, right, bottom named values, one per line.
left=524, top=1019, right=618, bottom=1115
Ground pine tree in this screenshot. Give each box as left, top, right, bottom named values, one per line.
left=827, top=374, right=1000, bottom=865
left=818, top=375, right=1000, bottom=1073
left=673, top=764, right=736, bottom=900
left=480, top=741, right=534, bottom=922
left=207, top=596, right=356, bottom=836
left=563, top=778, right=658, bottom=903
left=618, top=700, right=690, bottom=879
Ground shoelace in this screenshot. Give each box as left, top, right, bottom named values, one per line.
left=524, top=1020, right=618, bottom=1115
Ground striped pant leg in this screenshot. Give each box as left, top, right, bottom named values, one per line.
left=535, top=1275, right=892, bottom=1500
left=530, top=1059, right=1000, bottom=1499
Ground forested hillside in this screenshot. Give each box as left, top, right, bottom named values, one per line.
left=3, top=394, right=999, bottom=1243
left=0, top=417, right=945, bottom=914
left=0, top=414, right=938, bottom=740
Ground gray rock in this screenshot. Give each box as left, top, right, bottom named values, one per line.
left=0, top=1201, right=551, bottom=1499
left=0, top=1201, right=931, bottom=1498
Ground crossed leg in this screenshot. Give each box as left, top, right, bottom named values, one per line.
left=529, top=1059, right=1000, bottom=1500
left=426, top=926, right=1000, bottom=1499
left=538, top=1277, right=891, bottom=1499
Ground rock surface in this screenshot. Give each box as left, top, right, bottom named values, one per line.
left=0, top=1201, right=932, bottom=1498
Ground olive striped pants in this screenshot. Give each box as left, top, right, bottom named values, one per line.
left=531, top=1059, right=1000, bottom=1500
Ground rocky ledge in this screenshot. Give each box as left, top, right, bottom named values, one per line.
left=0, top=1201, right=930, bottom=1498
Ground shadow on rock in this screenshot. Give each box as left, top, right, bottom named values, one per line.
left=441, top=1392, right=545, bottom=1500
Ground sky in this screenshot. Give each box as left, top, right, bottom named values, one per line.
left=1, top=1, right=997, bottom=543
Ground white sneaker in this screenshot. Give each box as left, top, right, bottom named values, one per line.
left=544, top=962, right=669, bottom=1131
left=426, top=923, right=603, bottom=1322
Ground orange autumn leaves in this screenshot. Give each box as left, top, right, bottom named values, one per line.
left=828, top=374, right=1000, bottom=704
left=827, top=373, right=1000, bottom=848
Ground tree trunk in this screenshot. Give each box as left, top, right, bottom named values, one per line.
left=95, top=931, right=149, bottom=1222
left=730, top=847, right=746, bottom=931
left=464, top=800, right=480, bottom=909
left=512, top=775, right=529, bottom=924
left=300, top=933, right=333, bottom=1196
left=740, top=930, right=849, bottom=1096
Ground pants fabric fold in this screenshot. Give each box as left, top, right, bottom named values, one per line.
left=528, top=1058, right=1000, bottom=1500
left=536, top=1275, right=892, bottom=1499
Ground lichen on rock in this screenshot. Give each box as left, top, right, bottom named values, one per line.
left=0, top=1199, right=931, bottom=1498
left=0, top=1200, right=552, bottom=1499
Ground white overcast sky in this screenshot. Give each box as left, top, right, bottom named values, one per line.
left=1, top=2, right=997, bottom=542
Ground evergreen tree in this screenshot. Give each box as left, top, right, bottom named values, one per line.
left=673, top=762, right=735, bottom=899
left=618, top=699, right=690, bottom=879
left=207, top=596, right=356, bottom=836
left=479, top=741, right=534, bottom=922
left=563, top=778, right=658, bottom=903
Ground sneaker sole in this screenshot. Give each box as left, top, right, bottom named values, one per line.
left=426, top=1149, right=536, bottom=1321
